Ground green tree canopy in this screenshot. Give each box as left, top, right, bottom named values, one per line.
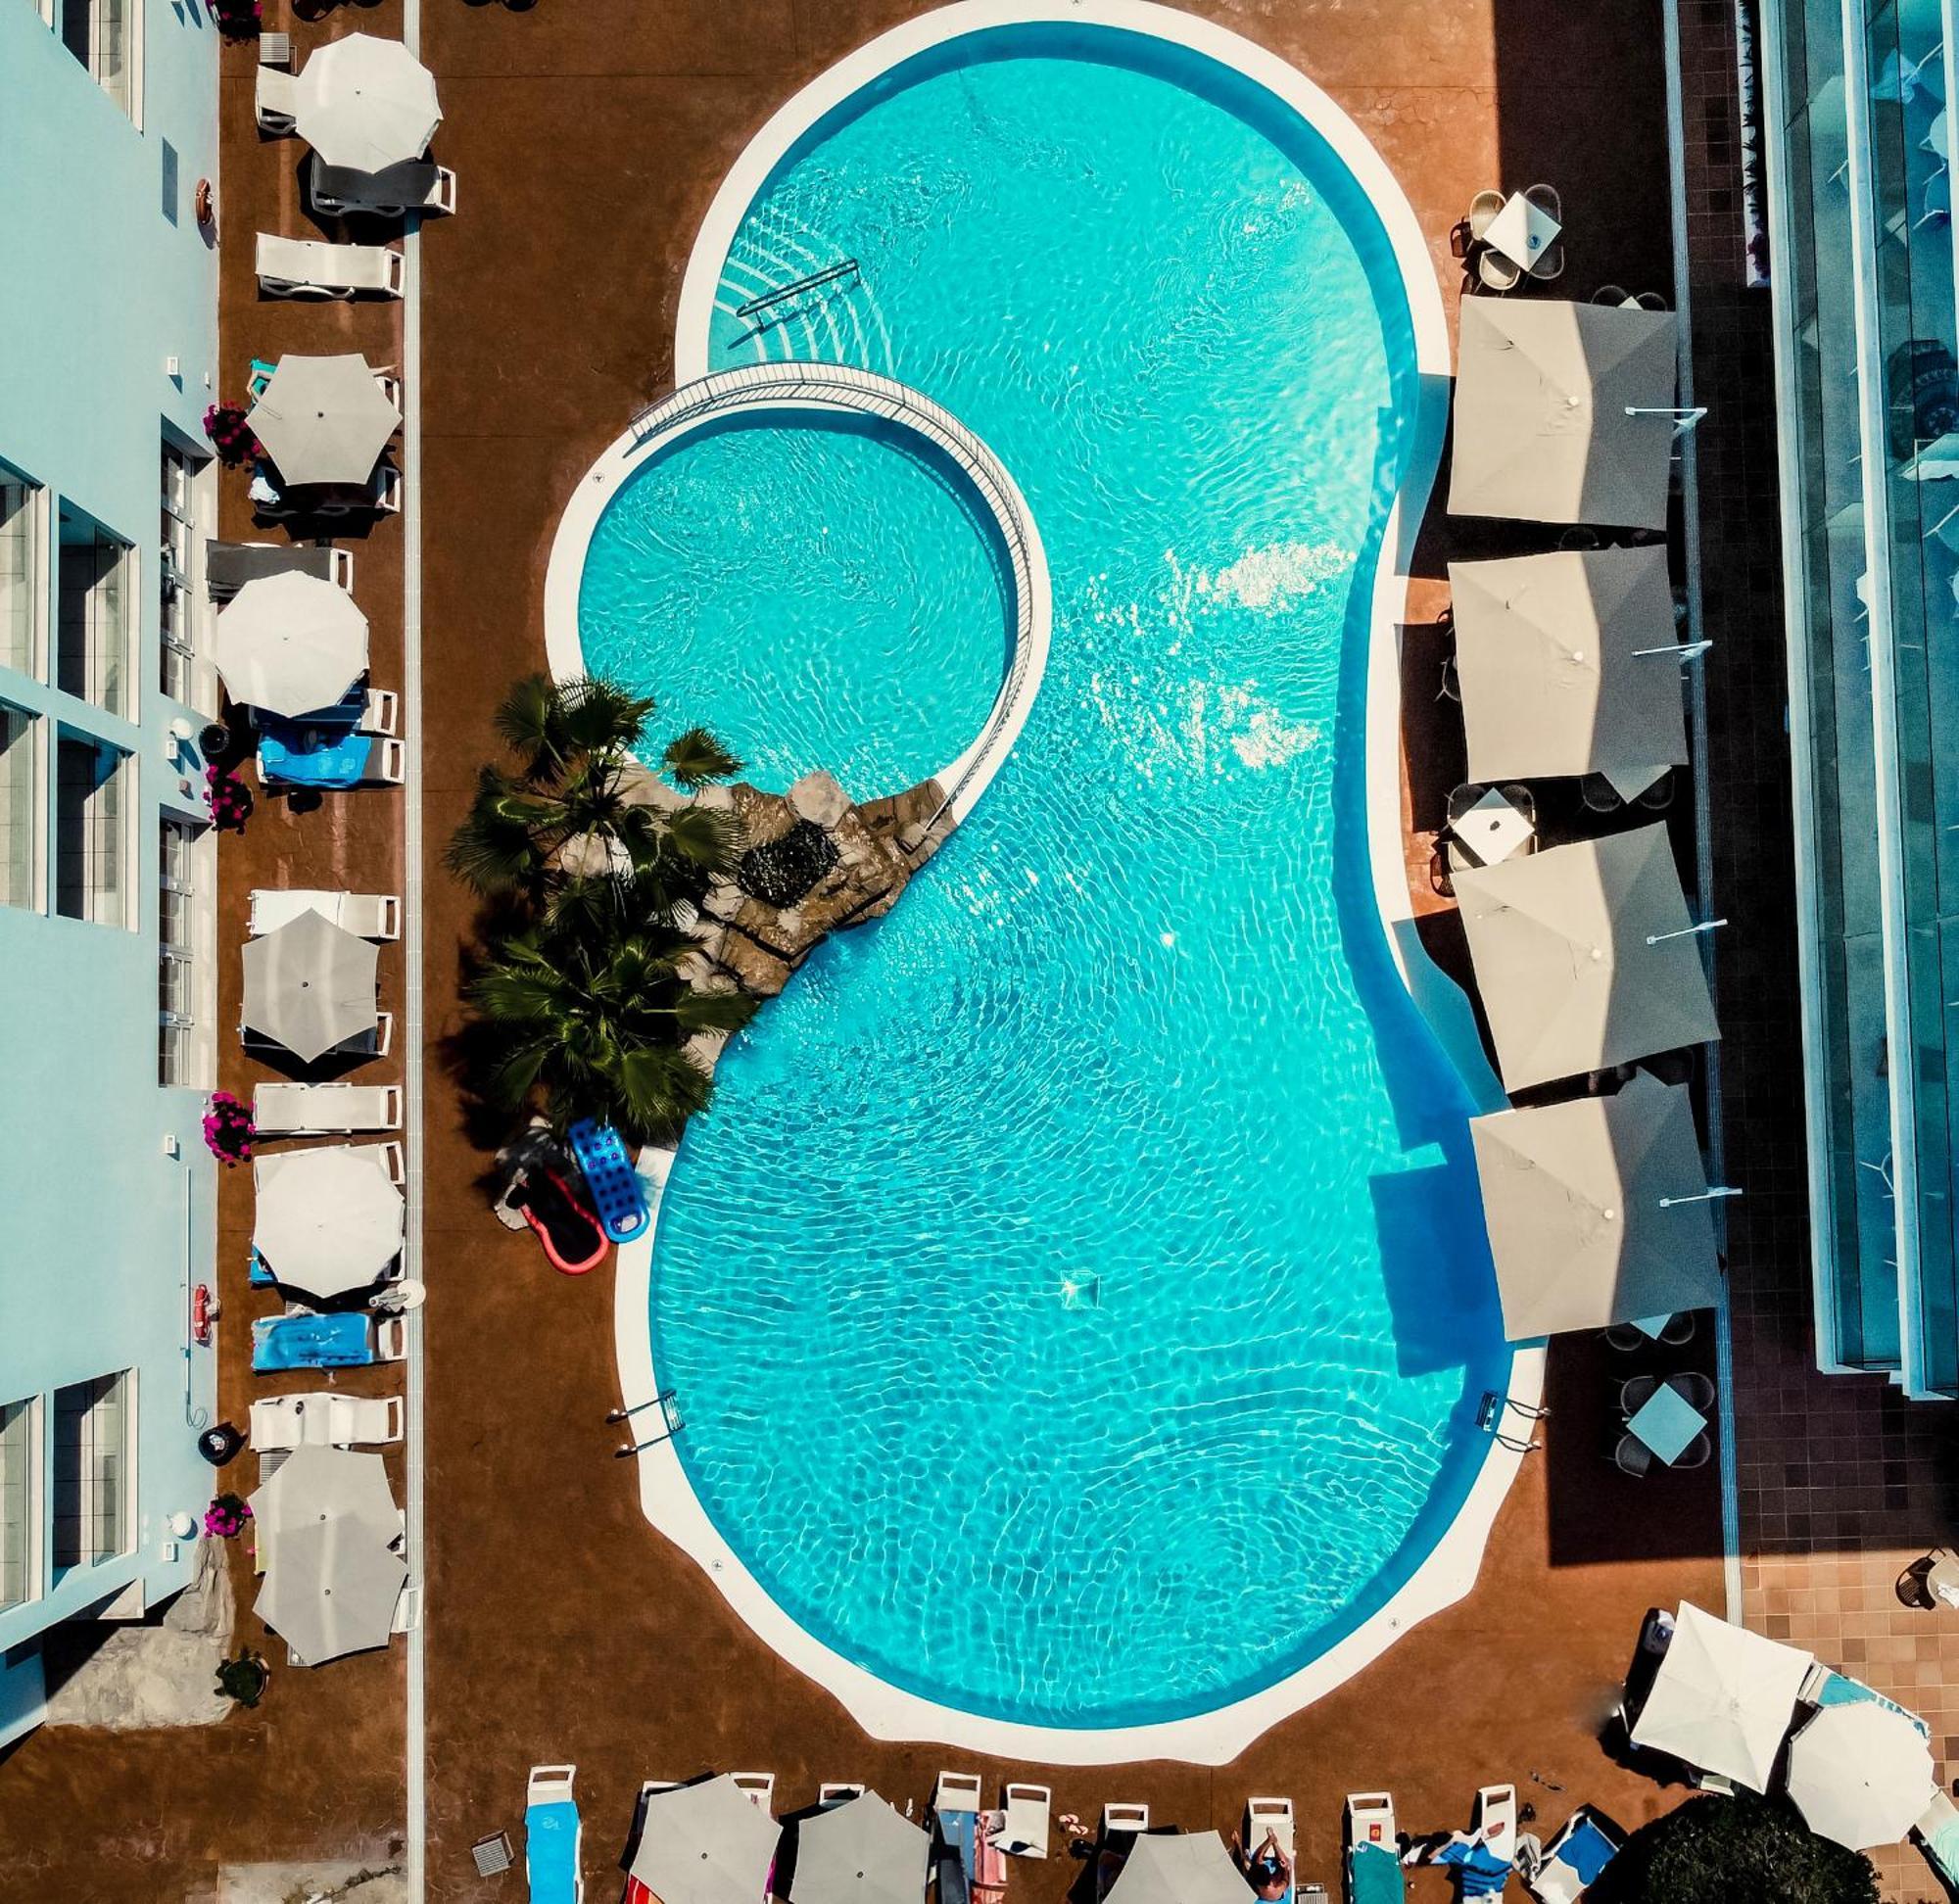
left=1590, top=1794, right=1881, bottom=1904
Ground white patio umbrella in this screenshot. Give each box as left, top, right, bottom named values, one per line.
left=1449, top=547, right=1688, bottom=800
left=1470, top=1071, right=1724, bottom=1340
left=253, top=1145, right=405, bottom=1298
left=211, top=571, right=369, bottom=718
left=241, top=908, right=378, bottom=1063
left=1629, top=1601, right=1812, bottom=1790
left=294, top=33, right=442, bottom=174
left=793, top=1793, right=930, bottom=1904
left=255, top=1512, right=406, bottom=1665
left=1787, top=1699, right=1935, bottom=1849
left=1453, top=824, right=1721, bottom=1092
left=247, top=354, right=401, bottom=488
left=630, top=1776, right=782, bottom=1904
left=1449, top=299, right=1681, bottom=529
left=1104, top=1833, right=1250, bottom=1904
left=248, top=1446, right=404, bottom=1665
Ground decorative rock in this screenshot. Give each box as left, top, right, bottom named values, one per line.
left=788, top=770, right=852, bottom=829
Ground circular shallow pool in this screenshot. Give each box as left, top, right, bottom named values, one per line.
left=577, top=13, right=1511, bottom=1742
left=579, top=410, right=1011, bottom=798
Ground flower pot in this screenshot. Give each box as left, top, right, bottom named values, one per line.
left=198, top=722, right=230, bottom=760
left=198, top=1424, right=244, bottom=1467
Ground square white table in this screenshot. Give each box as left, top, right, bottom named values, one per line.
left=1626, top=1380, right=1708, bottom=1465
left=1484, top=192, right=1562, bottom=271
left=1450, top=786, right=1536, bottom=867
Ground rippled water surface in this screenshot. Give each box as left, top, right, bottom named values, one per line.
left=581, top=414, right=1010, bottom=798
left=604, top=30, right=1509, bottom=1730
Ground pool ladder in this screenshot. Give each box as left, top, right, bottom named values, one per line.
left=736, top=259, right=861, bottom=319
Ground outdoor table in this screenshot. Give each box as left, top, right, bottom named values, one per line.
left=1625, top=1378, right=1708, bottom=1465
left=1483, top=192, right=1562, bottom=272
left=1450, top=786, right=1536, bottom=867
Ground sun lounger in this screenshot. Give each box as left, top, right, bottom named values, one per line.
left=1102, top=1804, right=1149, bottom=1835
left=249, top=1392, right=404, bottom=1451
left=992, top=1785, right=1050, bottom=1860
left=1472, top=1787, right=1516, bottom=1864
left=361, top=689, right=400, bottom=738
left=256, top=233, right=406, bottom=300
left=731, top=1772, right=775, bottom=1810
left=254, top=1082, right=402, bottom=1136
left=309, top=153, right=458, bottom=219
left=972, top=1816, right=1008, bottom=1904
left=251, top=1312, right=406, bottom=1372
left=1245, top=1797, right=1295, bottom=1904
left=206, top=540, right=351, bottom=601
left=1516, top=1807, right=1623, bottom=1904
left=255, top=65, right=297, bottom=134
left=249, top=888, right=401, bottom=939
left=936, top=1774, right=982, bottom=1814
left=526, top=1764, right=583, bottom=1904
left=820, top=1783, right=866, bottom=1806
left=1914, top=1791, right=1959, bottom=1890
left=1345, top=1794, right=1403, bottom=1904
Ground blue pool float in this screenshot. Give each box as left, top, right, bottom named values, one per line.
left=567, top=1119, right=650, bottom=1244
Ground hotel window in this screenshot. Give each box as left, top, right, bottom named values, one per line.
left=57, top=504, right=132, bottom=717
left=160, top=442, right=198, bottom=703
left=52, top=1372, right=134, bottom=1574
left=159, top=818, right=206, bottom=1086
left=0, top=468, right=41, bottom=678
left=55, top=732, right=130, bottom=928
left=0, top=1399, right=39, bottom=1613
left=0, top=706, right=40, bottom=912
left=58, top=0, right=135, bottom=119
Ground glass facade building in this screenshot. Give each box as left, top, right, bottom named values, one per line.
left=1764, top=0, right=1959, bottom=1394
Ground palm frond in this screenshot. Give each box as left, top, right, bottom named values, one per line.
left=675, top=987, right=762, bottom=1035
left=663, top=725, right=744, bottom=790
left=665, top=802, right=742, bottom=873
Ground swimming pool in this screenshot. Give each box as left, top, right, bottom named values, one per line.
left=557, top=3, right=1524, bottom=1759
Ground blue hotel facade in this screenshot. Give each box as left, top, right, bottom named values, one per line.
left=0, top=0, right=222, bottom=1743
left=1763, top=0, right=1959, bottom=1396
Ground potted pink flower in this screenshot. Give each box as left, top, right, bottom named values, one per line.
left=202, top=1091, right=255, bottom=1167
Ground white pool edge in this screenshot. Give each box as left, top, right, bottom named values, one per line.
left=586, top=0, right=1538, bottom=1767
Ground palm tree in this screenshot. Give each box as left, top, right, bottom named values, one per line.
left=468, top=915, right=760, bottom=1146
left=446, top=674, right=742, bottom=908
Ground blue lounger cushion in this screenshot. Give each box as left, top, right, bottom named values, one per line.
left=252, top=1311, right=373, bottom=1371
left=527, top=1795, right=580, bottom=1904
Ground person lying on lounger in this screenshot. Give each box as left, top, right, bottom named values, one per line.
left=1231, top=1830, right=1292, bottom=1901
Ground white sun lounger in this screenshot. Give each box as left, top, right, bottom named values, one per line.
left=1344, top=1794, right=1400, bottom=1904
left=248, top=1391, right=404, bottom=1451
left=990, top=1785, right=1050, bottom=1859
left=730, top=1772, right=776, bottom=1810
left=248, top=888, right=402, bottom=940
left=255, top=66, right=298, bottom=134
left=308, top=153, right=458, bottom=219
left=361, top=689, right=400, bottom=738
left=256, top=233, right=406, bottom=300
left=526, top=1764, right=583, bottom=1904
left=1474, top=1785, right=1517, bottom=1864
left=1102, top=1803, right=1149, bottom=1835
left=1246, top=1797, right=1295, bottom=1899
left=936, top=1773, right=983, bottom=1814
left=254, top=1082, right=402, bottom=1136
left=206, top=541, right=353, bottom=601
left=819, top=1783, right=866, bottom=1806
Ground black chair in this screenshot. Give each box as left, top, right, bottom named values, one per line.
left=1580, top=773, right=1624, bottom=813
left=1659, top=1311, right=1697, bottom=1347
left=1674, top=1433, right=1712, bottom=1470
left=1613, top=1435, right=1653, bottom=1478
left=1671, top=1372, right=1717, bottom=1412
left=1620, top=1375, right=1659, bottom=1418
left=1602, top=1323, right=1648, bottom=1352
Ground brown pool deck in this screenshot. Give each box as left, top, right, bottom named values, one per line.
left=0, top=0, right=1864, bottom=1898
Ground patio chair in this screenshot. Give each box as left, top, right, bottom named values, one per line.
left=254, top=1082, right=403, bottom=1136
left=1635, top=291, right=1669, bottom=310
left=1658, top=1309, right=1696, bottom=1344
left=1612, top=1435, right=1653, bottom=1478
left=1592, top=285, right=1631, bottom=307
left=731, top=1772, right=776, bottom=1809
left=1244, top=1797, right=1296, bottom=1904
left=993, top=1784, right=1050, bottom=1859
left=255, top=65, right=298, bottom=134
left=1467, top=189, right=1505, bottom=245
left=1637, top=770, right=1676, bottom=812
left=1670, top=1372, right=1717, bottom=1411
left=249, top=1391, right=404, bottom=1451
left=1102, top=1803, right=1149, bottom=1835
left=1913, top=1790, right=1959, bottom=1891
left=1524, top=183, right=1562, bottom=223
left=1477, top=248, right=1523, bottom=293
left=1619, top=1376, right=1657, bottom=1417
left=1674, top=1433, right=1712, bottom=1470
left=205, top=540, right=350, bottom=601
left=1515, top=1806, right=1623, bottom=1904
left=1344, top=1794, right=1403, bottom=1904
left=525, top=1764, right=583, bottom=1904
left=1580, top=774, right=1625, bottom=813
left=1528, top=240, right=1566, bottom=282
left=256, top=233, right=406, bottom=300
left=1602, top=1323, right=1646, bottom=1352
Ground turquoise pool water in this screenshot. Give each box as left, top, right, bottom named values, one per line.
left=615, top=26, right=1509, bottom=1731
left=581, top=413, right=1010, bottom=798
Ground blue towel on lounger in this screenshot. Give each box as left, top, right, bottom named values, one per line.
left=527, top=1795, right=579, bottom=1904
left=252, top=1310, right=372, bottom=1371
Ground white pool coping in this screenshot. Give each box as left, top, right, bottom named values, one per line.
left=578, top=0, right=1540, bottom=1767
